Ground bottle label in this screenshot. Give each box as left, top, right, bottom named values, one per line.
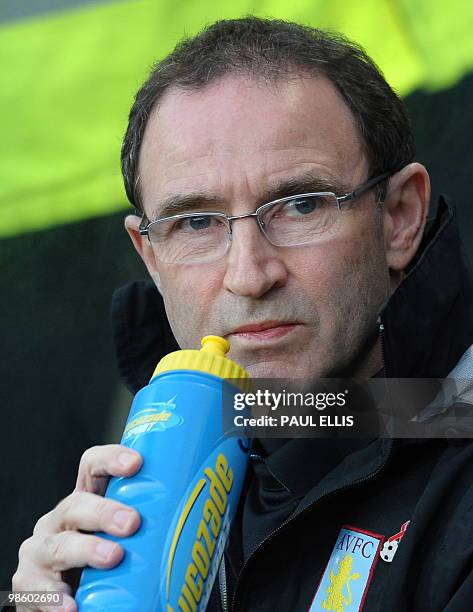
left=163, top=439, right=246, bottom=611
left=123, top=397, right=183, bottom=440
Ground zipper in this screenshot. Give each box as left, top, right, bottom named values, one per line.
left=231, top=320, right=394, bottom=611
left=218, top=454, right=262, bottom=612
left=231, top=437, right=394, bottom=611
left=218, top=554, right=229, bottom=612
left=377, top=314, right=390, bottom=378
left=378, top=314, right=400, bottom=438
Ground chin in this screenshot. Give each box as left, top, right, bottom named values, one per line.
left=244, top=361, right=305, bottom=379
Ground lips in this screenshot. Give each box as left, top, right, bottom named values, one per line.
left=231, top=321, right=294, bottom=333
left=228, top=321, right=299, bottom=341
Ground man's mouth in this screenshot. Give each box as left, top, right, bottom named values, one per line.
left=228, top=321, right=300, bottom=341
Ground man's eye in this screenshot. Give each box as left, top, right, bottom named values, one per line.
left=282, top=197, right=321, bottom=216
left=175, top=215, right=214, bottom=231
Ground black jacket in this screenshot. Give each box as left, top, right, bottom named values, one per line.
left=112, top=196, right=473, bottom=612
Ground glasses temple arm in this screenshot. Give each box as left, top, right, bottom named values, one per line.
left=338, top=170, right=393, bottom=203
left=139, top=214, right=150, bottom=235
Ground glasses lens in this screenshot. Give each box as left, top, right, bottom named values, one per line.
left=148, top=214, right=228, bottom=264
left=261, top=194, right=340, bottom=246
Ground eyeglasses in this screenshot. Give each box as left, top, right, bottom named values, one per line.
left=139, top=171, right=393, bottom=265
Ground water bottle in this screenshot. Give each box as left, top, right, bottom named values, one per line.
left=75, top=335, right=250, bottom=611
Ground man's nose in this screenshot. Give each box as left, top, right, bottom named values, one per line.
left=222, top=217, right=288, bottom=298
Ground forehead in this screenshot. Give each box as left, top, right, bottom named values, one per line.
left=138, top=74, right=368, bottom=214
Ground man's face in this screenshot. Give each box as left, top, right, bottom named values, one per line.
left=135, top=75, right=391, bottom=378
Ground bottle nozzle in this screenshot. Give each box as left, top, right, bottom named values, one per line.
left=200, top=335, right=230, bottom=356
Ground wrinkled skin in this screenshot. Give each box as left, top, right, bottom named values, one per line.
left=127, top=75, right=429, bottom=379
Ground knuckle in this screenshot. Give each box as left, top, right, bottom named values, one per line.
left=18, top=536, right=34, bottom=561
left=43, top=576, right=63, bottom=592
left=79, top=445, right=100, bottom=472
left=55, top=493, right=79, bottom=529
left=65, top=490, right=81, bottom=512
left=11, top=569, right=24, bottom=590
left=44, top=532, right=66, bottom=569
left=96, top=497, right=114, bottom=524
left=33, top=512, right=51, bottom=536
left=55, top=497, right=71, bottom=520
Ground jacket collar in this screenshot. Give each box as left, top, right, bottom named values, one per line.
left=111, top=279, right=179, bottom=394
left=112, top=196, right=473, bottom=393
left=379, top=195, right=473, bottom=378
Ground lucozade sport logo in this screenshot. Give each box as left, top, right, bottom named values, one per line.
left=165, top=453, right=234, bottom=612
left=123, top=396, right=183, bottom=439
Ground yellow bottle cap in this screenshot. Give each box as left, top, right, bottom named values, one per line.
left=151, top=335, right=251, bottom=389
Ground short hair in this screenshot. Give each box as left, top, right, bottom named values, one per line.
left=121, top=16, right=415, bottom=211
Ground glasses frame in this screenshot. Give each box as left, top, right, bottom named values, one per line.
left=138, top=170, right=393, bottom=259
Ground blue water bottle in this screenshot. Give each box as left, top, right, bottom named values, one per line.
left=75, top=335, right=251, bottom=611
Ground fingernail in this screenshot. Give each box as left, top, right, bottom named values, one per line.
left=118, top=452, right=136, bottom=468
left=96, top=540, right=117, bottom=560
left=113, top=509, right=134, bottom=529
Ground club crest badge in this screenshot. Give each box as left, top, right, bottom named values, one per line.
left=309, top=525, right=384, bottom=611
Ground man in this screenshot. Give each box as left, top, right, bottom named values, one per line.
left=12, top=17, right=473, bottom=612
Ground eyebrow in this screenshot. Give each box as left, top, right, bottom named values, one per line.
left=151, top=171, right=351, bottom=219
left=151, top=194, right=222, bottom=219
left=261, top=172, right=351, bottom=203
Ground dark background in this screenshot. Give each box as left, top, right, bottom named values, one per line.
left=1, top=74, right=472, bottom=587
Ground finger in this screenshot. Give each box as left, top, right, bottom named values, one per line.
left=16, top=595, right=76, bottom=612
left=75, top=445, right=143, bottom=495
left=12, top=570, right=75, bottom=612
left=26, top=531, right=125, bottom=573
left=46, top=597, right=77, bottom=612
left=32, top=491, right=140, bottom=538
left=31, top=531, right=124, bottom=572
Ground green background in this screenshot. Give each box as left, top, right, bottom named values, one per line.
left=2, top=0, right=473, bottom=236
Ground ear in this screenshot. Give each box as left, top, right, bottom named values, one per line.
left=124, top=214, right=162, bottom=291
left=383, top=163, right=431, bottom=278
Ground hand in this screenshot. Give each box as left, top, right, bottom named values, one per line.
left=12, top=444, right=142, bottom=612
